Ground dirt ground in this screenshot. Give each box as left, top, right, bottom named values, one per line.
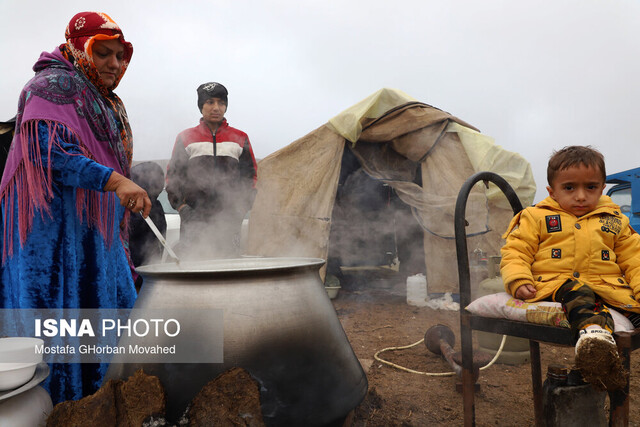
left=331, top=272, right=640, bottom=427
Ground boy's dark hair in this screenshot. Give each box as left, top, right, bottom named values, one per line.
left=547, top=145, right=606, bottom=186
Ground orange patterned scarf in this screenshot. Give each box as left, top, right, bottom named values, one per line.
left=60, top=11, right=134, bottom=174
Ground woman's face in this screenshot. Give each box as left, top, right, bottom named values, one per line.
left=92, top=39, right=125, bottom=88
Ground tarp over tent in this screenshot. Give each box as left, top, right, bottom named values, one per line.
left=246, top=88, right=535, bottom=294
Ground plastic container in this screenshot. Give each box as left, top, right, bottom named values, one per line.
left=469, top=248, right=488, bottom=301
left=406, top=274, right=428, bottom=307
left=325, top=286, right=341, bottom=299
left=0, top=363, right=38, bottom=392
left=0, top=338, right=44, bottom=391
left=542, top=364, right=606, bottom=427
left=476, top=256, right=530, bottom=364
left=0, top=385, right=52, bottom=426
left=324, top=274, right=341, bottom=299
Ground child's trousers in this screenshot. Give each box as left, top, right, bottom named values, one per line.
left=552, top=279, right=614, bottom=344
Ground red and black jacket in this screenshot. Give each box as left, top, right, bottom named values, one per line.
left=166, top=118, right=257, bottom=213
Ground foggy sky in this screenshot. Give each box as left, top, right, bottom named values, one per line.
left=2, top=0, right=639, bottom=202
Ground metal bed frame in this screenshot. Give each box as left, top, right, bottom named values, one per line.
left=455, top=171, right=640, bottom=426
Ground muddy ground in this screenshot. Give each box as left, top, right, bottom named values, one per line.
left=331, top=273, right=640, bottom=427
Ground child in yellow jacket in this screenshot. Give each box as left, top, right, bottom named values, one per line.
left=501, top=145, right=640, bottom=390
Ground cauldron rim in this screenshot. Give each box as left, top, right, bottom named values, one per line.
left=136, top=257, right=325, bottom=277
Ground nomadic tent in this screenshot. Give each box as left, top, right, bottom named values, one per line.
left=246, top=88, right=535, bottom=295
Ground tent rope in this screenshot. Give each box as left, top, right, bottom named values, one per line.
left=410, top=205, right=491, bottom=240
left=373, top=334, right=507, bottom=376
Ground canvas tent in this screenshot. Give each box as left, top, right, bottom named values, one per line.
left=246, top=88, right=535, bottom=295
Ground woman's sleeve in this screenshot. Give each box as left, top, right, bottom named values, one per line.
left=37, top=121, right=113, bottom=191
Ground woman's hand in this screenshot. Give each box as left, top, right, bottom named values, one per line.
left=104, top=171, right=152, bottom=217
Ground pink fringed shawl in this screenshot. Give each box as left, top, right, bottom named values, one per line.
left=0, top=48, right=130, bottom=259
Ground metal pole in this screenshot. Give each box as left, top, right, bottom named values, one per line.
left=455, top=172, right=523, bottom=426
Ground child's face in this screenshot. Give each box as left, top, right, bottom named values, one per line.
left=546, top=164, right=605, bottom=217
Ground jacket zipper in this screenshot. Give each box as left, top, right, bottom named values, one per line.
left=210, top=128, right=217, bottom=164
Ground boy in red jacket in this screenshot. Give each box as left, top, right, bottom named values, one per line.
left=166, top=82, right=257, bottom=259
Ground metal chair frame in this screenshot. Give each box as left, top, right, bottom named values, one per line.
left=455, top=171, right=640, bottom=426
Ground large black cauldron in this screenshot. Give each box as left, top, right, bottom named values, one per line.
left=104, top=257, right=367, bottom=426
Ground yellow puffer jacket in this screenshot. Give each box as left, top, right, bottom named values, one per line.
left=500, top=195, right=640, bottom=313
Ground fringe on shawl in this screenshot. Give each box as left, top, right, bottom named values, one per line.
left=1, top=119, right=119, bottom=262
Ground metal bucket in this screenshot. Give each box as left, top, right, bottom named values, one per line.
left=104, top=257, right=367, bottom=426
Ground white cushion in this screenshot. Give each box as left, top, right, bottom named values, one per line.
left=465, top=292, right=634, bottom=332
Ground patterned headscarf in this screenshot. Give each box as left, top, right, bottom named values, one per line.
left=62, top=11, right=133, bottom=94
left=60, top=11, right=134, bottom=172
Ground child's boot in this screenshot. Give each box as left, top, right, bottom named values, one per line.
left=574, top=325, right=626, bottom=390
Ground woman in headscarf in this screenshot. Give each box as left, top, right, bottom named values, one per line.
left=0, top=12, right=150, bottom=403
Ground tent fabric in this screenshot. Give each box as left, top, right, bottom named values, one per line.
left=327, top=88, right=418, bottom=143
left=247, top=125, right=344, bottom=279
left=451, top=122, right=536, bottom=209
left=247, top=88, right=535, bottom=294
